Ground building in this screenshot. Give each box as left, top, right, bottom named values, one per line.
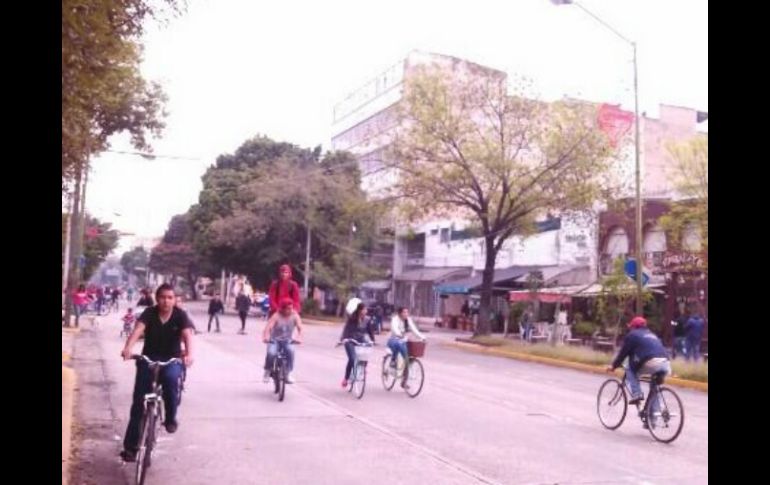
left=332, top=50, right=707, bottom=321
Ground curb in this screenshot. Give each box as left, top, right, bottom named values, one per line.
left=447, top=341, right=708, bottom=393
left=62, top=366, right=76, bottom=485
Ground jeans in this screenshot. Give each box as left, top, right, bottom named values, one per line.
left=265, top=341, right=295, bottom=372
left=626, top=358, right=671, bottom=401
left=387, top=337, right=409, bottom=382
left=672, top=337, right=687, bottom=359
left=343, top=341, right=357, bottom=380
left=123, top=360, right=184, bottom=452
left=387, top=337, right=408, bottom=363
left=238, top=311, right=248, bottom=331
left=686, top=337, right=701, bottom=362
left=207, top=314, right=220, bottom=332
left=73, top=304, right=86, bottom=326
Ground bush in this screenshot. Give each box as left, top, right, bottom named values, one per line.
left=573, top=320, right=597, bottom=337
left=302, top=298, right=321, bottom=316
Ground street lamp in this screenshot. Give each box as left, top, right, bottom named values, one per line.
left=551, top=0, right=644, bottom=315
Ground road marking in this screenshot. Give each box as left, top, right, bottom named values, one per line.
left=294, top=385, right=504, bottom=485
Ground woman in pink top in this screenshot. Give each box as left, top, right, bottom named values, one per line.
left=72, top=284, right=89, bottom=327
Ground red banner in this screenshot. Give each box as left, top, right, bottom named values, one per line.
left=597, top=104, right=634, bottom=148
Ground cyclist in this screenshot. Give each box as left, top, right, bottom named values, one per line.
left=606, top=316, right=670, bottom=407
left=119, top=283, right=195, bottom=462
left=262, top=298, right=304, bottom=384
left=387, top=307, right=426, bottom=389
left=121, top=307, right=136, bottom=336
left=267, top=264, right=301, bottom=317
left=339, top=302, right=376, bottom=388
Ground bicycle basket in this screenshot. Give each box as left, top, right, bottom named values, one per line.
left=407, top=340, right=426, bottom=358
left=354, top=345, right=372, bottom=361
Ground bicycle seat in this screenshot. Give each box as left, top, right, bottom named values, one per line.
left=651, top=371, right=666, bottom=385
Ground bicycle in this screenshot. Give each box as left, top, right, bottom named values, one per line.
left=267, top=340, right=300, bottom=402
left=120, top=319, right=134, bottom=338
left=596, top=368, right=685, bottom=443
left=339, top=339, right=373, bottom=399
left=130, top=355, right=183, bottom=485
left=381, top=340, right=426, bottom=398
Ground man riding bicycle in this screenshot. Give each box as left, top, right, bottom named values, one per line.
left=119, top=283, right=195, bottom=462
left=263, top=298, right=304, bottom=384
left=606, top=316, right=670, bottom=407
left=387, top=307, right=426, bottom=389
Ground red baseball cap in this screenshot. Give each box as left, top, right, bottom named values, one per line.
left=628, top=316, right=647, bottom=328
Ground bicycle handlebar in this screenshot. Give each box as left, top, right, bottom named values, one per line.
left=338, top=339, right=374, bottom=347
left=131, top=355, right=182, bottom=366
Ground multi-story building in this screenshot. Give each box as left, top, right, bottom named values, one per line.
left=332, top=50, right=707, bottom=320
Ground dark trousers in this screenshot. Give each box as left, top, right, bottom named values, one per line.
left=238, top=311, right=248, bottom=331
left=344, top=342, right=356, bottom=380
left=208, top=314, right=220, bottom=332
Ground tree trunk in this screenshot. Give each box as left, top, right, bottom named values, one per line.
left=475, top=237, right=497, bottom=336
left=188, top=271, right=198, bottom=300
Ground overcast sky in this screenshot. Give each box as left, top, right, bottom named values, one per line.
left=85, top=0, right=708, bottom=254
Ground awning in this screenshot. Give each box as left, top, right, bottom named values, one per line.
left=508, top=285, right=584, bottom=303
left=435, top=265, right=591, bottom=295
left=574, top=281, right=665, bottom=297
left=394, top=266, right=472, bottom=283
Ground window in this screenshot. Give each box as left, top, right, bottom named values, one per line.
left=440, top=228, right=450, bottom=243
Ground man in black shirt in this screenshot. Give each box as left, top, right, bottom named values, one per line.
left=119, top=284, right=195, bottom=462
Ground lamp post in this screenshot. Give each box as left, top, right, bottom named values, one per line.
left=550, top=0, right=644, bottom=315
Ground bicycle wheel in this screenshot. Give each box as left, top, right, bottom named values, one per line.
left=646, top=386, right=685, bottom=443
left=135, top=404, right=154, bottom=485
left=596, top=379, right=628, bottom=430
left=381, top=355, right=396, bottom=391
left=352, top=362, right=367, bottom=399
left=277, top=360, right=286, bottom=402
left=404, top=358, right=425, bottom=398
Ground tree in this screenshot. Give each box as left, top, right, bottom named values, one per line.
left=387, top=65, right=620, bottom=335
left=188, top=136, right=385, bottom=293
left=120, top=246, right=150, bottom=283
left=149, top=213, right=211, bottom=300
left=79, top=215, right=119, bottom=282
left=594, top=258, right=653, bottom=350
left=62, top=0, right=184, bottom=188
left=659, top=135, right=708, bottom=274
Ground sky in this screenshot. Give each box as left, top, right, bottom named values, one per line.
left=85, top=0, right=708, bottom=255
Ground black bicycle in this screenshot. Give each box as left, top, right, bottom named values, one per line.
left=596, top=369, right=685, bottom=443
left=130, top=355, right=183, bottom=485
left=268, top=340, right=299, bottom=402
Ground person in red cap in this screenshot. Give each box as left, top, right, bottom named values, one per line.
left=606, top=316, right=671, bottom=408
left=262, top=297, right=304, bottom=384
left=267, top=264, right=302, bottom=317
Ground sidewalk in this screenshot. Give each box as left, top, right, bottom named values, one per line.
left=62, top=326, right=79, bottom=485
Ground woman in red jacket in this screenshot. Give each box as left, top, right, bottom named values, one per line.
left=267, top=264, right=301, bottom=317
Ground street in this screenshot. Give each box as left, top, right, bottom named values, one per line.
left=70, top=302, right=708, bottom=485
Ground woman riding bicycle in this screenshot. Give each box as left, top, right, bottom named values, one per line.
left=262, top=298, right=304, bottom=384
left=339, top=302, right=376, bottom=388
left=387, top=307, right=426, bottom=389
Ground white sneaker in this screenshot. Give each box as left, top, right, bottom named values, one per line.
left=263, top=370, right=271, bottom=383
left=286, top=372, right=295, bottom=384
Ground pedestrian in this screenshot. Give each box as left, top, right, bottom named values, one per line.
left=72, top=284, right=90, bottom=327
left=260, top=293, right=271, bottom=320
left=119, top=284, right=195, bottom=462
left=207, top=294, right=224, bottom=332
left=267, top=264, right=302, bottom=317
left=520, top=308, right=533, bottom=342
left=127, top=286, right=135, bottom=303
left=671, top=310, right=688, bottom=359
left=685, top=309, right=706, bottom=362
left=96, top=286, right=106, bottom=313
left=235, top=291, right=251, bottom=335
left=111, top=287, right=121, bottom=312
